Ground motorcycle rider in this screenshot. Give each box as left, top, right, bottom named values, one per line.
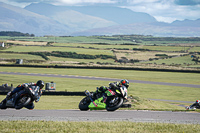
left=186, top=100, right=200, bottom=110
left=94, top=79, right=129, bottom=97
left=3, top=80, right=44, bottom=109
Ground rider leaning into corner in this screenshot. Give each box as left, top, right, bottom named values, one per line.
left=2, top=80, right=44, bottom=110
left=93, top=79, right=129, bottom=104
left=186, top=100, right=200, bottom=110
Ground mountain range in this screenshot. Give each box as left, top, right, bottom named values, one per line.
left=0, top=2, right=199, bottom=37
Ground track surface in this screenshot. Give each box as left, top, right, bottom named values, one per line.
left=0, top=109, right=199, bottom=124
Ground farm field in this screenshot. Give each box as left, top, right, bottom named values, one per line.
left=0, top=35, right=200, bottom=70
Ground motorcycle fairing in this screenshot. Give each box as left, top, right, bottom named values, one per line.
left=105, top=89, right=116, bottom=96
left=88, top=97, right=106, bottom=110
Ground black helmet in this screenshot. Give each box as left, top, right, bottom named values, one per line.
left=36, top=80, right=44, bottom=89
left=120, top=79, right=129, bottom=89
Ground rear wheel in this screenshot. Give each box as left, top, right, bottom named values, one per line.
left=79, top=96, right=91, bottom=111
left=106, top=97, right=123, bottom=111
left=15, top=94, right=31, bottom=109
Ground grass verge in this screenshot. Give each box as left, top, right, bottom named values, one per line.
left=0, top=95, right=185, bottom=111
left=0, top=121, right=200, bottom=133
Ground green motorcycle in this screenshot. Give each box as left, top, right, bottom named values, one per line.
left=79, top=86, right=128, bottom=111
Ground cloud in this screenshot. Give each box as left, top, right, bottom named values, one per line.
left=175, top=0, right=200, bottom=5
left=122, top=0, right=200, bottom=23
left=56, top=0, right=116, bottom=5
left=1, top=0, right=117, bottom=6
left=1, top=0, right=200, bottom=23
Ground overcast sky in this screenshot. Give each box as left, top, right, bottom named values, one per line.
left=1, top=0, right=200, bottom=23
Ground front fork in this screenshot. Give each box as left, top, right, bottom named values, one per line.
left=85, top=90, right=97, bottom=107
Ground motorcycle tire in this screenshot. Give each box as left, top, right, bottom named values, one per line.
left=0, top=99, right=7, bottom=109
left=15, top=95, right=31, bottom=110
left=79, top=96, right=90, bottom=111
left=106, top=97, right=123, bottom=111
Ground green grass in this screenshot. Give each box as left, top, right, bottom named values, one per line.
left=0, top=53, right=45, bottom=60
left=189, top=46, right=200, bottom=52
left=0, top=121, right=200, bottom=133
left=3, top=36, right=137, bottom=44
left=0, top=67, right=199, bottom=85
left=144, top=55, right=195, bottom=65
left=142, top=45, right=190, bottom=52
left=0, top=95, right=185, bottom=110
left=4, top=46, right=114, bottom=56
left=133, top=83, right=199, bottom=102
left=117, top=51, right=185, bottom=61
left=48, top=56, right=115, bottom=64
left=53, top=43, right=139, bottom=49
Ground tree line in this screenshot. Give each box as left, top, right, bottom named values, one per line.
left=28, top=51, right=115, bottom=60
left=0, top=31, right=35, bottom=37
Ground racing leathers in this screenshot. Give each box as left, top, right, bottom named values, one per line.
left=6, top=82, right=43, bottom=109
left=186, top=100, right=200, bottom=110
left=94, top=81, right=127, bottom=104
left=97, top=81, right=121, bottom=93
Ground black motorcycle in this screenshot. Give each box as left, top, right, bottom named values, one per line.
left=0, top=86, right=40, bottom=110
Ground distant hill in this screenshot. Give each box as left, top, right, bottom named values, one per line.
left=0, top=2, right=199, bottom=37
left=0, top=2, right=71, bottom=36
left=71, top=21, right=200, bottom=37
left=25, top=3, right=157, bottom=25
left=64, top=5, right=157, bottom=25
left=171, top=19, right=200, bottom=27
left=24, top=3, right=117, bottom=31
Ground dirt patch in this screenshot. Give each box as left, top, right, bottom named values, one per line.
left=7, top=40, right=47, bottom=46
left=48, top=61, right=80, bottom=64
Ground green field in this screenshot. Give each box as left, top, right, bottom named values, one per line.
left=53, top=43, right=139, bottom=49
left=1, top=35, right=200, bottom=69
left=4, top=46, right=114, bottom=56
left=142, top=45, right=190, bottom=52
left=144, top=55, right=194, bottom=65
left=0, top=53, right=44, bottom=60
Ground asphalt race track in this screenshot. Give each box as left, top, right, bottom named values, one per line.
left=0, top=71, right=200, bottom=124
left=0, top=109, right=200, bottom=124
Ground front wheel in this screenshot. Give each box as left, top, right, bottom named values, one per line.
left=15, top=94, right=31, bottom=109
left=106, top=97, right=123, bottom=111
left=79, top=96, right=91, bottom=111
left=0, top=99, right=7, bottom=109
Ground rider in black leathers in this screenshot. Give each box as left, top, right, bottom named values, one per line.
left=186, top=100, right=200, bottom=110
left=98, top=79, right=129, bottom=92
left=94, top=79, right=129, bottom=98
left=2, top=80, right=44, bottom=109
left=93, top=79, right=129, bottom=105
